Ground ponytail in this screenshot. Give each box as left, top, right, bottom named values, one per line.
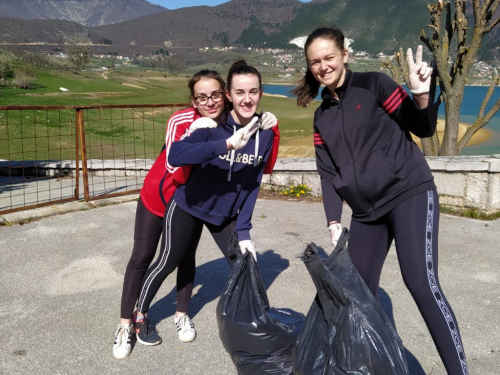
left=291, top=69, right=321, bottom=108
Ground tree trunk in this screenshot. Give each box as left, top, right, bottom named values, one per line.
left=421, top=133, right=440, bottom=155
left=441, top=92, right=463, bottom=155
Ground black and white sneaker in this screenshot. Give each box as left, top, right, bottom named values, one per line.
left=175, top=314, right=196, bottom=342
left=113, top=324, right=132, bottom=359
left=133, top=311, right=162, bottom=346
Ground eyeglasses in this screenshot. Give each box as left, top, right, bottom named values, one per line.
left=194, top=91, right=223, bottom=105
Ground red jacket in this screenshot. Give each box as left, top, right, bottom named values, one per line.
left=140, top=108, right=280, bottom=217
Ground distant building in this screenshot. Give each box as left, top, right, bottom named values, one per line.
left=355, top=51, right=369, bottom=57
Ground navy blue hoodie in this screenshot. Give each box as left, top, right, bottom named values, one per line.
left=168, top=113, right=274, bottom=241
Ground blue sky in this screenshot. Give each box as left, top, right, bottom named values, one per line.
left=147, top=0, right=312, bottom=10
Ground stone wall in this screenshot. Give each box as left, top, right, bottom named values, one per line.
left=2, top=156, right=499, bottom=214
left=262, top=156, right=500, bottom=214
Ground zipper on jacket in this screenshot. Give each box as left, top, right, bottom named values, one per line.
left=339, top=100, right=376, bottom=218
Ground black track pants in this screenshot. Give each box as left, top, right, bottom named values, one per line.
left=348, top=190, right=468, bottom=375
left=120, top=198, right=197, bottom=319
left=137, top=198, right=237, bottom=314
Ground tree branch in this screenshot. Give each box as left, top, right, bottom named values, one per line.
left=479, top=75, right=500, bottom=118
left=381, top=58, right=402, bottom=84
left=457, top=75, right=500, bottom=152
left=478, top=0, right=487, bottom=22
left=488, top=0, right=500, bottom=16
left=482, top=99, right=500, bottom=125
left=420, top=29, right=433, bottom=51
left=455, top=1, right=467, bottom=50
left=439, top=3, right=454, bottom=92
left=485, top=16, right=500, bottom=33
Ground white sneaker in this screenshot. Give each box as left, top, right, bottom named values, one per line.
left=174, top=314, right=196, bottom=342
left=113, top=324, right=133, bottom=359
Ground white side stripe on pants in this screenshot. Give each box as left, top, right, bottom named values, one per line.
left=137, top=200, right=177, bottom=312
left=425, top=190, right=468, bottom=375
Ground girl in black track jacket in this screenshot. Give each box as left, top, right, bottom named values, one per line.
left=293, top=27, right=469, bottom=375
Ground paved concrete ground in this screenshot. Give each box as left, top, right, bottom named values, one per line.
left=0, top=174, right=144, bottom=212
left=0, top=195, right=498, bottom=375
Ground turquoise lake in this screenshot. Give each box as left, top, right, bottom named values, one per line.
left=263, top=84, right=500, bottom=156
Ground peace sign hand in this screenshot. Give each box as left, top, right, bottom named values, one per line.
left=406, top=45, right=432, bottom=95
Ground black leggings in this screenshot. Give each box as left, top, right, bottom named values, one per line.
left=137, top=198, right=237, bottom=314
left=348, top=190, right=468, bottom=375
left=120, top=198, right=197, bottom=319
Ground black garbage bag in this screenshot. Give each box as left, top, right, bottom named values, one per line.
left=216, top=233, right=305, bottom=375
left=292, top=229, right=409, bottom=375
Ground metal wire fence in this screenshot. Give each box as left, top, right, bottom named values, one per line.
left=0, top=103, right=189, bottom=214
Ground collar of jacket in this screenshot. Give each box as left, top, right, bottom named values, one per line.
left=320, top=69, right=353, bottom=103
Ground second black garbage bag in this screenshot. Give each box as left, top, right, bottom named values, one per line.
left=216, top=233, right=305, bottom=375
left=292, top=229, right=409, bottom=375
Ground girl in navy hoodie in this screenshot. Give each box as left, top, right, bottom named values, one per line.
left=134, top=59, right=277, bottom=344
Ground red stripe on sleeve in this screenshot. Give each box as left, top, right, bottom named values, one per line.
left=384, top=87, right=408, bottom=114
left=383, top=87, right=404, bottom=108
left=314, top=133, right=325, bottom=145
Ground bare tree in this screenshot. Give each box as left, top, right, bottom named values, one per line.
left=13, top=69, right=35, bottom=89
left=386, top=0, right=500, bottom=156
left=166, top=56, right=185, bottom=74
left=0, top=48, right=16, bottom=81
left=69, top=44, right=90, bottom=72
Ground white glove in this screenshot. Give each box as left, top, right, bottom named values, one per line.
left=227, top=116, right=259, bottom=150
left=259, top=111, right=278, bottom=130
left=328, top=222, right=342, bottom=248
left=239, top=240, right=257, bottom=261
left=406, top=45, right=432, bottom=95
left=188, top=117, right=217, bottom=135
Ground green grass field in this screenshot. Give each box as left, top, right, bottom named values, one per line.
left=0, top=69, right=317, bottom=160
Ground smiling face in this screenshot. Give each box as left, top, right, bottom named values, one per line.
left=306, top=37, right=348, bottom=93
left=226, top=73, right=262, bottom=126
left=191, top=78, right=225, bottom=119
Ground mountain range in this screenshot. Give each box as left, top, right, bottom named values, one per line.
left=0, top=0, right=168, bottom=27
left=1, top=0, right=498, bottom=60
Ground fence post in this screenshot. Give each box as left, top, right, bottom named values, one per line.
left=76, top=108, right=90, bottom=201
left=75, top=109, right=80, bottom=200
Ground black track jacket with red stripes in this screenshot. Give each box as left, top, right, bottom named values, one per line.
left=314, top=69, right=437, bottom=224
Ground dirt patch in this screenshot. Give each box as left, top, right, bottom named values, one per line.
left=262, top=93, right=287, bottom=98
left=22, top=92, right=68, bottom=97
left=278, top=136, right=314, bottom=158
left=121, top=82, right=146, bottom=89
left=411, top=120, right=491, bottom=147
left=22, top=91, right=131, bottom=98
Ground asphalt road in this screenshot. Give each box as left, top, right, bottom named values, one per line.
left=0, top=196, right=498, bottom=375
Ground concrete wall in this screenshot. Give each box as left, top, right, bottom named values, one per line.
left=2, top=155, right=500, bottom=214
left=262, top=156, right=500, bottom=214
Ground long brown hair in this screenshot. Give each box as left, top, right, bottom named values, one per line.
left=291, top=27, right=346, bottom=108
